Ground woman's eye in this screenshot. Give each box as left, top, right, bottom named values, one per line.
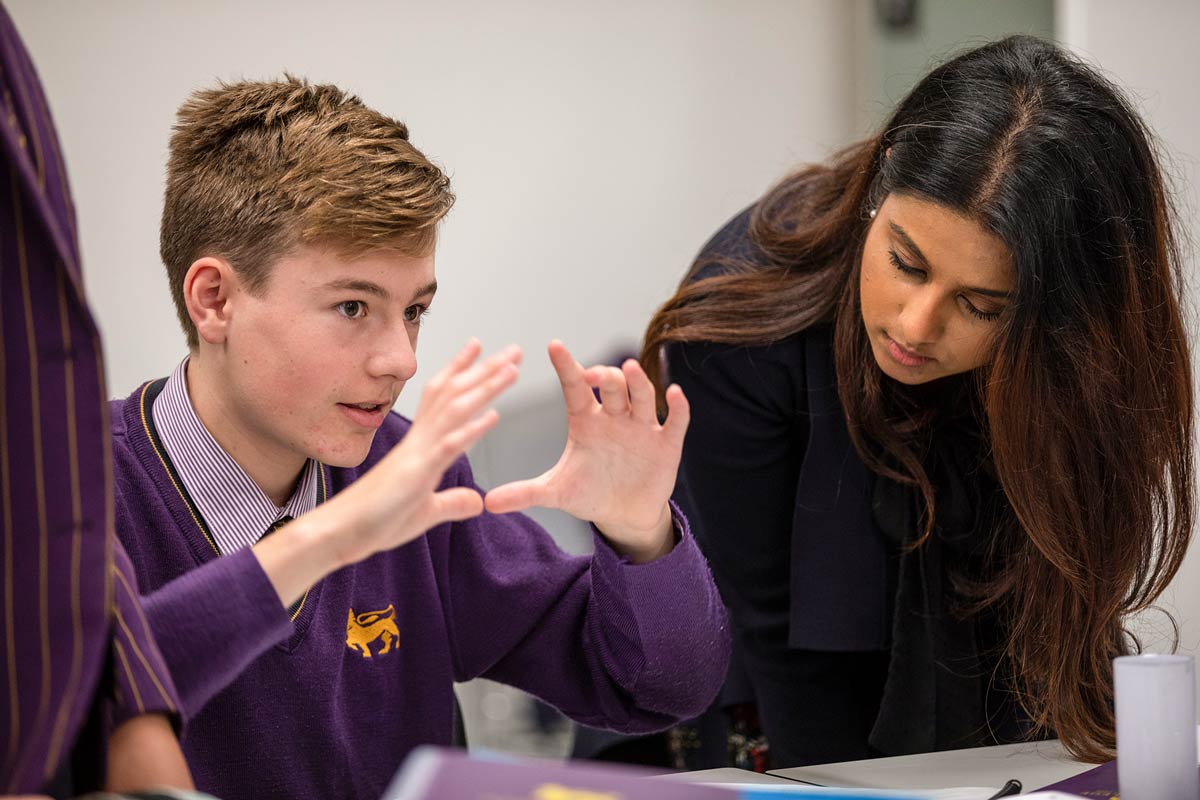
left=403, top=304, right=429, bottom=324
left=963, top=300, right=1003, bottom=322
left=337, top=301, right=367, bottom=319
left=888, top=249, right=924, bottom=278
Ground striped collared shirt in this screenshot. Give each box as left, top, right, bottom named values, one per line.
left=151, top=358, right=319, bottom=555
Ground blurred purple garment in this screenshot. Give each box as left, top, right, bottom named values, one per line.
left=0, top=4, right=180, bottom=794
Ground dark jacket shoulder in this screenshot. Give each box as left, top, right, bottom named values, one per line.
left=688, top=205, right=770, bottom=284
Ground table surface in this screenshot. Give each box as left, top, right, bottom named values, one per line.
left=655, top=767, right=806, bottom=785
left=766, top=739, right=1095, bottom=791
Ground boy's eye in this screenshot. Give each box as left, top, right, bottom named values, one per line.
left=403, top=304, right=429, bottom=324
left=337, top=301, right=367, bottom=319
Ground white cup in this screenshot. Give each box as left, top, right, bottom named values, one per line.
left=1115, top=654, right=1199, bottom=800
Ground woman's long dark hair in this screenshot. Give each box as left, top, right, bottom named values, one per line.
left=642, top=35, right=1193, bottom=762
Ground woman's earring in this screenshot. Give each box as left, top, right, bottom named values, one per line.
left=869, top=208, right=878, bottom=219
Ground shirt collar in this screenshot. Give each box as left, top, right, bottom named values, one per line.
left=151, top=358, right=319, bottom=554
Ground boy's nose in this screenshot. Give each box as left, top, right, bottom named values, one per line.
left=367, top=324, right=418, bottom=381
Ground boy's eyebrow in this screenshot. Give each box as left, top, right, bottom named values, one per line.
left=324, top=278, right=392, bottom=299
left=410, top=280, right=438, bottom=302
left=888, top=221, right=1011, bottom=300
left=321, top=279, right=439, bottom=302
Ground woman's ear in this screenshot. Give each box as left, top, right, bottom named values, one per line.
left=184, top=256, right=237, bottom=345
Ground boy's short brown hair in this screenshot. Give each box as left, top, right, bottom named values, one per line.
left=160, top=76, right=455, bottom=347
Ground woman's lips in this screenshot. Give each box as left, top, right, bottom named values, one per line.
left=884, top=334, right=934, bottom=367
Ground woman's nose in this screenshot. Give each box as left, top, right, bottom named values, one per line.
left=897, top=290, right=944, bottom=346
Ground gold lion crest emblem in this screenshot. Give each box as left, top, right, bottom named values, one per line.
left=345, top=604, right=399, bottom=658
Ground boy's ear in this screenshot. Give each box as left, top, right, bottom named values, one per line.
left=183, top=256, right=238, bottom=345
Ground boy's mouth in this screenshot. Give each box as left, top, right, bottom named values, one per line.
left=338, top=401, right=389, bottom=429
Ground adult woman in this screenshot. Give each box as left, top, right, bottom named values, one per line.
left=643, top=35, right=1192, bottom=768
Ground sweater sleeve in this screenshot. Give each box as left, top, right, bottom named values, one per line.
left=135, top=547, right=292, bottom=720
left=105, top=541, right=184, bottom=733
left=429, top=461, right=730, bottom=733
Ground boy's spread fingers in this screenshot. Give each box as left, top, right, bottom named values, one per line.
left=455, top=337, right=483, bottom=365
left=623, top=359, right=657, bottom=425
left=440, top=365, right=518, bottom=433
left=418, top=355, right=514, bottom=429
left=596, top=366, right=630, bottom=416
left=429, top=486, right=486, bottom=524
left=548, top=340, right=594, bottom=415
left=444, top=338, right=483, bottom=377
left=483, top=477, right=544, bottom=515
left=661, top=383, right=691, bottom=445
left=448, top=344, right=522, bottom=397
left=441, top=408, right=500, bottom=460
left=423, top=339, right=483, bottom=399
left=487, top=343, right=523, bottom=368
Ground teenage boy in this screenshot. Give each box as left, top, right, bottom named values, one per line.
left=111, top=77, right=729, bottom=800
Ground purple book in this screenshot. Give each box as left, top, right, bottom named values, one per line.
left=1036, top=760, right=1117, bottom=797
left=1039, top=760, right=1200, bottom=798
left=383, top=748, right=733, bottom=800
left=381, top=748, right=943, bottom=799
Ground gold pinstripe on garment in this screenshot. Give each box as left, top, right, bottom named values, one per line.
left=5, top=54, right=43, bottom=189
left=138, top=382, right=219, bottom=554
left=44, top=266, right=84, bottom=781
left=12, top=171, right=51, bottom=785
left=112, top=639, right=143, bottom=715
left=286, top=466, right=329, bottom=622
left=96, top=335, right=113, bottom=645
left=286, top=466, right=329, bottom=623
left=0, top=184, right=17, bottom=779
left=38, top=76, right=74, bottom=238
left=110, top=564, right=174, bottom=699
left=112, top=571, right=176, bottom=713
left=0, top=70, right=22, bottom=790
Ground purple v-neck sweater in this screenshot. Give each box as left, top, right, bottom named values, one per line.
left=110, top=381, right=729, bottom=800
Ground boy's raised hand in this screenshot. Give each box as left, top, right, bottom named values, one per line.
left=484, top=341, right=690, bottom=564
left=258, top=339, right=520, bottom=605
left=335, top=338, right=523, bottom=560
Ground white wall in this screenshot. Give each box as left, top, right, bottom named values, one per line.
left=1057, top=0, right=1200, bottom=660
left=5, top=0, right=856, bottom=417
left=853, top=0, right=1054, bottom=133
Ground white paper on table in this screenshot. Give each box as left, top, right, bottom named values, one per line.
left=703, top=785, right=999, bottom=798
left=708, top=781, right=1089, bottom=799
